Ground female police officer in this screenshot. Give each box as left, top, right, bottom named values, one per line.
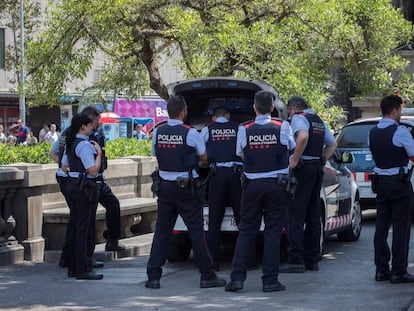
left=64, top=113, right=104, bottom=280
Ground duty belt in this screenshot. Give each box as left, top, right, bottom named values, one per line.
left=377, top=174, right=406, bottom=180
left=302, top=159, right=321, bottom=164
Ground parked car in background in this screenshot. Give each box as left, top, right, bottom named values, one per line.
left=165, top=77, right=362, bottom=262
left=336, top=116, right=414, bottom=209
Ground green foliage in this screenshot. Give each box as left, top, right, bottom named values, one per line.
left=0, top=142, right=53, bottom=165
left=105, top=138, right=152, bottom=159
left=23, top=0, right=414, bottom=126
left=0, top=139, right=151, bottom=165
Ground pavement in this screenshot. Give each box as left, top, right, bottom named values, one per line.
left=0, top=233, right=157, bottom=311
left=2, top=219, right=414, bottom=311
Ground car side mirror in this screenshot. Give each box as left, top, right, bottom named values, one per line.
left=334, top=151, right=353, bottom=164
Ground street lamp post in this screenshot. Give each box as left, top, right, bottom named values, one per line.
left=19, top=0, right=26, bottom=124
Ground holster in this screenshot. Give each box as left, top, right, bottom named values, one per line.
left=78, top=172, right=86, bottom=193
left=240, top=173, right=248, bottom=188
left=277, top=174, right=289, bottom=187
left=209, top=163, right=217, bottom=175
left=84, top=180, right=100, bottom=203
left=194, top=178, right=208, bottom=204
left=286, top=174, right=297, bottom=199
left=405, top=167, right=413, bottom=183
left=55, top=174, right=68, bottom=184
left=285, top=171, right=303, bottom=199
left=232, top=164, right=243, bottom=175
left=177, top=177, right=190, bottom=189
left=368, top=173, right=378, bottom=193
left=150, top=170, right=161, bottom=194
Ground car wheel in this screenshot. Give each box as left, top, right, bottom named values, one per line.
left=337, top=198, right=362, bottom=242
left=167, top=234, right=192, bottom=262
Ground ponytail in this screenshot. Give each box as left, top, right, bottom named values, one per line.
left=66, top=114, right=92, bottom=152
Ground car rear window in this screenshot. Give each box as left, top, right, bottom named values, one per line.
left=337, top=124, right=376, bottom=148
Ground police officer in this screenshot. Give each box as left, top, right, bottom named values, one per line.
left=64, top=113, right=103, bottom=280
left=49, top=132, right=75, bottom=268
left=53, top=106, right=125, bottom=269
left=82, top=107, right=126, bottom=253
left=369, top=94, right=414, bottom=283
left=200, top=106, right=243, bottom=271
left=145, top=95, right=226, bottom=289
left=225, top=90, right=295, bottom=293
left=280, top=96, right=337, bottom=273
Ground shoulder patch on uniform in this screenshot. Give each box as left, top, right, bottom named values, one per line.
left=270, top=118, right=282, bottom=127
left=181, top=124, right=192, bottom=129
left=242, top=120, right=255, bottom=128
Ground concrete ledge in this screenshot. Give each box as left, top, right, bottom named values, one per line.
left=43, top=197, right=157, bottom=223
left=0, top=243, right=25, bottom=266
left=43, top=233, right=154, bottom=263
left=42, top=197, right=157, bottom=250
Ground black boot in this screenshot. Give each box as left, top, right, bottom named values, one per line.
left=105, top=240, right=127, bottom=252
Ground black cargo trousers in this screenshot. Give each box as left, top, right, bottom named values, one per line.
left=147, top=179, right=216, bottom=281
left=287, top=160, right=324, bottom=266
left=374, top=176, right=413, bottom=276
left=60, top=180, right=121, bottom=264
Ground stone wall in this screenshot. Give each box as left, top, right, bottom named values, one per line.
left=0, top=156, right=157, bottom=266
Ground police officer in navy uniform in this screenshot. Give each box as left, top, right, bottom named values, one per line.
left=82, top=106, right=126, bottom=253
left=369, top=94, right=414, bottom=283
left=64, top=113, right=103, bottom=280
left=53, top=106, right=125, bottom=269
left=225, top=90, right=295, bottom=293
left=145, top=95, right=226, bottom=289
left=200, top=106, right=243, bottom=271
left=280, top=96, right=337, bottom=273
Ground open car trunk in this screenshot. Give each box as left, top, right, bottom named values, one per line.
left=167, top=77, right=287, bottom=130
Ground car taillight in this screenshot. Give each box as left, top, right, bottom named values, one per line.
left=352, top=172, right=372, bottom=182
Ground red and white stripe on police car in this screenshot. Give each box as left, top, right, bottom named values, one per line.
left=352, top=172, right=371, bottom=182
left=326, top=214, right=351, bottom=231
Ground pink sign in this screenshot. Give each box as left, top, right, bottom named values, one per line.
left=114, top=98, right=168, bottom=132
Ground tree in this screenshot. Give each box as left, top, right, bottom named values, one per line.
left=0, top=0, right=41, bottom=88
left=25, top=0, right=413, bottom=124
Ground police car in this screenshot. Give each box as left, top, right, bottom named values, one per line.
left=165, top=77, right=362, bottom=262
left=336, top=115, right=414, bottom=209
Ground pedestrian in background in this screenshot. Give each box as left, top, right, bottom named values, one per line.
left=145, top=95, right=226, bottom=289
left=225, top=90, right=295, bottom=293
left=38, top=124, right=49, bottom=143
left=16, top=119, right=31, bottom=145
left=200, top=106, right=243, bottom=271
left=280, top=96, right=337, bottom=273
left=369, top=94, right=414, bottom=284
left=45, top=123, right=60, bottom=144
left=7, top=135, right=17, bottom=146
left=133, top=124, right=148, bottom=140
left=0, top=124, right=6, bottom=144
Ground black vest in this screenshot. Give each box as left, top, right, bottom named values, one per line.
left=369, top=124, right=408, bottom=169
left=155, top=123, right=197, bottom=172
left=206, top=121, right=242, bottom=164
left=58, top=130, right=67, bottom=168
left=90, top=128, right=107, bottom=173
left=67, top=137, right=87, bottom=173
left=243, top=118, right=288, bottom=173
left=297, top=112, right=325, bottom=158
